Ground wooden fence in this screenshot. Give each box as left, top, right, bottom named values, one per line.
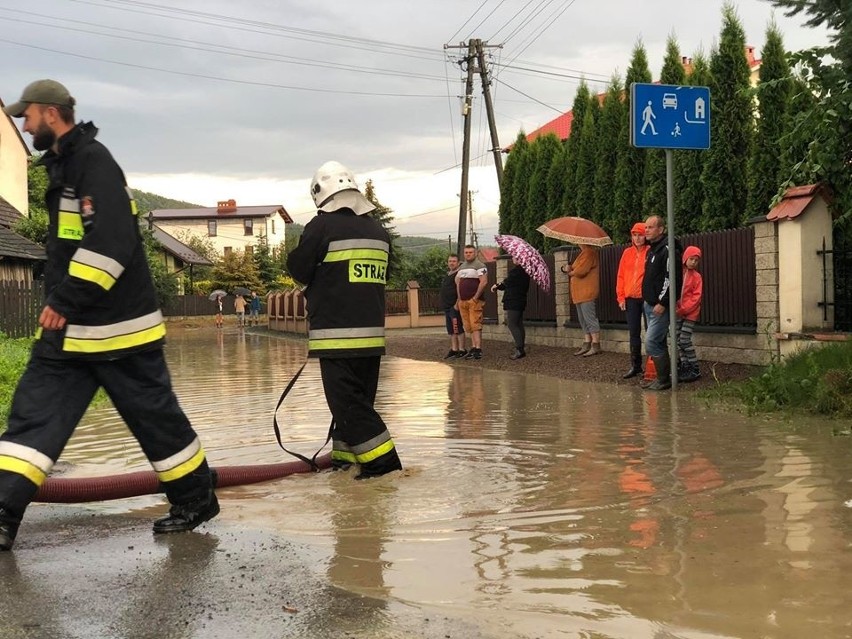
left=485, top=227, right=757, bottom=330
left=0, top=280, right=43, bottom=338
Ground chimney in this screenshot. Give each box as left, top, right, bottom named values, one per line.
left=217, top=199, right=237, bottom=214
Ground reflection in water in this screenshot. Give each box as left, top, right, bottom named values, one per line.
left=63, top=326, right=852, bottom=638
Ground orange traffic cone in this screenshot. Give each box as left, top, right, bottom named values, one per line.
left=639, top=355, right=656, bottom=387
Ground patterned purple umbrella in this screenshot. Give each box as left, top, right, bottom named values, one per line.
left=494, top=234, right=551, bottom=293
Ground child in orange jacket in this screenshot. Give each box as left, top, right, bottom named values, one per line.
left=675, top=246, right=702, bottom=382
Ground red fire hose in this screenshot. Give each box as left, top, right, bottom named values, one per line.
left=33, top=453, right=332, bottom=503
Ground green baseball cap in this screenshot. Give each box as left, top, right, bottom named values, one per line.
left=3, top=79, right=75, bottom=118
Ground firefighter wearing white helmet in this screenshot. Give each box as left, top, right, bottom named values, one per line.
left=288, top=161, right=403, bottom=479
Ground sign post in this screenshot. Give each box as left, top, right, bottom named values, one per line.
left=630, top=83, right=710, bottom=390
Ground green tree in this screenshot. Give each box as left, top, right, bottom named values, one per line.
left=768, top=0, right=851, bottom=227
left=14, top=159, right=49, bottom=245
left=210, top=249, right=262, bottom=293
left=498, top=132, right=527, bottom=235
left=572, top=99, right=599, bottom=221
left=252, top=235, right=278, bottom=292
left=594, top=77, right=625, bottom=239
left=675, top=52, right=712, bottom=234
left=745, top=22, right=791, bottom=220
left=643, top=35, right=687, bottom=216
left=510, top=134, right=534, bottom=238
left=525, top=134, right=563, bottom=248
left=363, top=179, right=404, bottom=279
left=545, top=141, right=568, bottom=219
left=700, top=3, right=754, bottom=230
left=395, top=245, right=450, bottom=288
left=141, top=228, right=179, bottom=308
left=562, top=81, right=591, bottom=215
left=614, top=40, right=652, bottom=233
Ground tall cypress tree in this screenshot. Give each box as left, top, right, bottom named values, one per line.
left=676, top=52, right=712, bottom=234
left=562, top=81, right=591, bottom=215
left=498, top=131, right=527, bottom=235
left=546, top=141, right=569, bottom=219
left=573, top=97, right=599, bottom=221
left=613, top=41, right=652, bottom=234
left=508, top=133, right=533, bottom=237
left=594, top=77, right=625, bottom=239
left=745, top=22, right=791, bottom=220
left=700, top=3, right=754, bottom=230
left=525, top=134, right=563, bottom=249
left=643, top=35, right=687, bottom=217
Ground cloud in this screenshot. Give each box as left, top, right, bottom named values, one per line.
left=3, top=0, right=830, bottom=244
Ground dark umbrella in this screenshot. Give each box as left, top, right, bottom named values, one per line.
left=233, top=286, right=251, bottom=296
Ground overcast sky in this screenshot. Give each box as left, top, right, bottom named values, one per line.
left=0, top=0, right=831, bottom=243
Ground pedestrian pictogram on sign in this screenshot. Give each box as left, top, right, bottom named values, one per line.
left=630, top=83, right=711, bottom=150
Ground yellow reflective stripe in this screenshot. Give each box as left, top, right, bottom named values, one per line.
left=0, top=456, right=47, bottom=487
left=34, top=326, right=42, bottom=339
left=152, top=437, right=200, bottom=472
left=63, top=323, right=166, bottom=354
left=68, top=261, right=117, bottom=290
left=155, top=447, right=206, bottom=483
left=58, top=211, right=84, bottom=240
left=65, top=311, right=163, bottom=340
left=126, top=187, right=138, bottom=216
left=350, top=259, right=386, bottom=284
left=310, top=327, right=384, bottom=339
left=308, top=336, right=385, bottom=351
left=72, top=248, right=124, bottom=278
left=323, top=249, right=388, bottom=263
left=354, top=439, right=396, bottom=464
left=332, top=450, right=357, bottom=463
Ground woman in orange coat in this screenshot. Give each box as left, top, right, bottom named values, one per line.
left=615, top=222, right=649, bottom=378
left=562, top=243, right=601, bottom=356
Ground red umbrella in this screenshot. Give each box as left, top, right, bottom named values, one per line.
left=537, top=216, right=612, bottom=247
left=494, top=234, right=551, bottom=293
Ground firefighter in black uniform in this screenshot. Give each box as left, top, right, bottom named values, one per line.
left=0, top=80, right=218, bottom=550
left=287, top=161, right=403, bottom=479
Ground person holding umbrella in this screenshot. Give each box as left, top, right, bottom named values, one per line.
left=561, top=244, right=602, bottom=356
left=491, top=259, right=530, bottom=359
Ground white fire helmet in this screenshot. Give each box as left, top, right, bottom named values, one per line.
left=310, top=161, right=375, bottom=215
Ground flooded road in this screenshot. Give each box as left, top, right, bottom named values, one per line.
left=54, top=327, right=852, bottom=638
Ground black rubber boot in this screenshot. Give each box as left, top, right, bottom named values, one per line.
left=355, top=449, right=403, bottom=480
left=153, top=491, right=220, bottom=534
left=0, top=508, right=22, bottom=551
left=622, top=347, right=643, bottom=379
left=646, top=354, right=672, bottom=391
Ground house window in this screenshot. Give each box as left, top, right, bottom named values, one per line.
left=270, top=219, right=276, bottom=235
left=223, top=247, right=232, bottom=257
left=208, top=220, right=217, bottom=237
left=244, top=218, right=253, bottom=236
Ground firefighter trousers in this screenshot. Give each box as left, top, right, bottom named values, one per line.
left=0, top=348, right=213, bottom=517
left=319, top=357, right=402, bottom=476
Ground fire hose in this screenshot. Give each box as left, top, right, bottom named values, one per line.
left=33, top=453, right=331, bottom=503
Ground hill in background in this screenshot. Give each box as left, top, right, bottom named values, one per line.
left=133, top=190, right=202, bottom=215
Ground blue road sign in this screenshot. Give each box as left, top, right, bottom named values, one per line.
left=630, top=83, right=711, bottom=150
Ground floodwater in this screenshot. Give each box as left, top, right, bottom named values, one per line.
left=59, top=326, right=852, bottom=639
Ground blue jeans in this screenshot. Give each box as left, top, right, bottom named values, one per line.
left=644, top=302, right=669, bottom=357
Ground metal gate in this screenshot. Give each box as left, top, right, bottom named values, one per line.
left=822, top=233, right=852, bottom=331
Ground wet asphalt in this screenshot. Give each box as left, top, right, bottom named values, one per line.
left=0, top=504, right=506, bottom=639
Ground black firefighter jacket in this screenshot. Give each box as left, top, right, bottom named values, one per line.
left=35, top=122, right=165, bottom=359
left=287, top=208, right=390, bottom=359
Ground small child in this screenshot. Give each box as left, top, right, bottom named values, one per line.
left=676, top=246, right=703, bottom=382
left=215, top=297, right=224, bottom=329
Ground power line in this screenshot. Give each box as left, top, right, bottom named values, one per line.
left=0, top=13, right=448, bottom=83
left=0, top=38, right=449, bottom=98
left=446, top=0, right=491, bottom=44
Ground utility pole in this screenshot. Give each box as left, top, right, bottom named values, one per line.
left=475, top=40, right=503, bottom=188
left=445, top=38, right=503, bottom=256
